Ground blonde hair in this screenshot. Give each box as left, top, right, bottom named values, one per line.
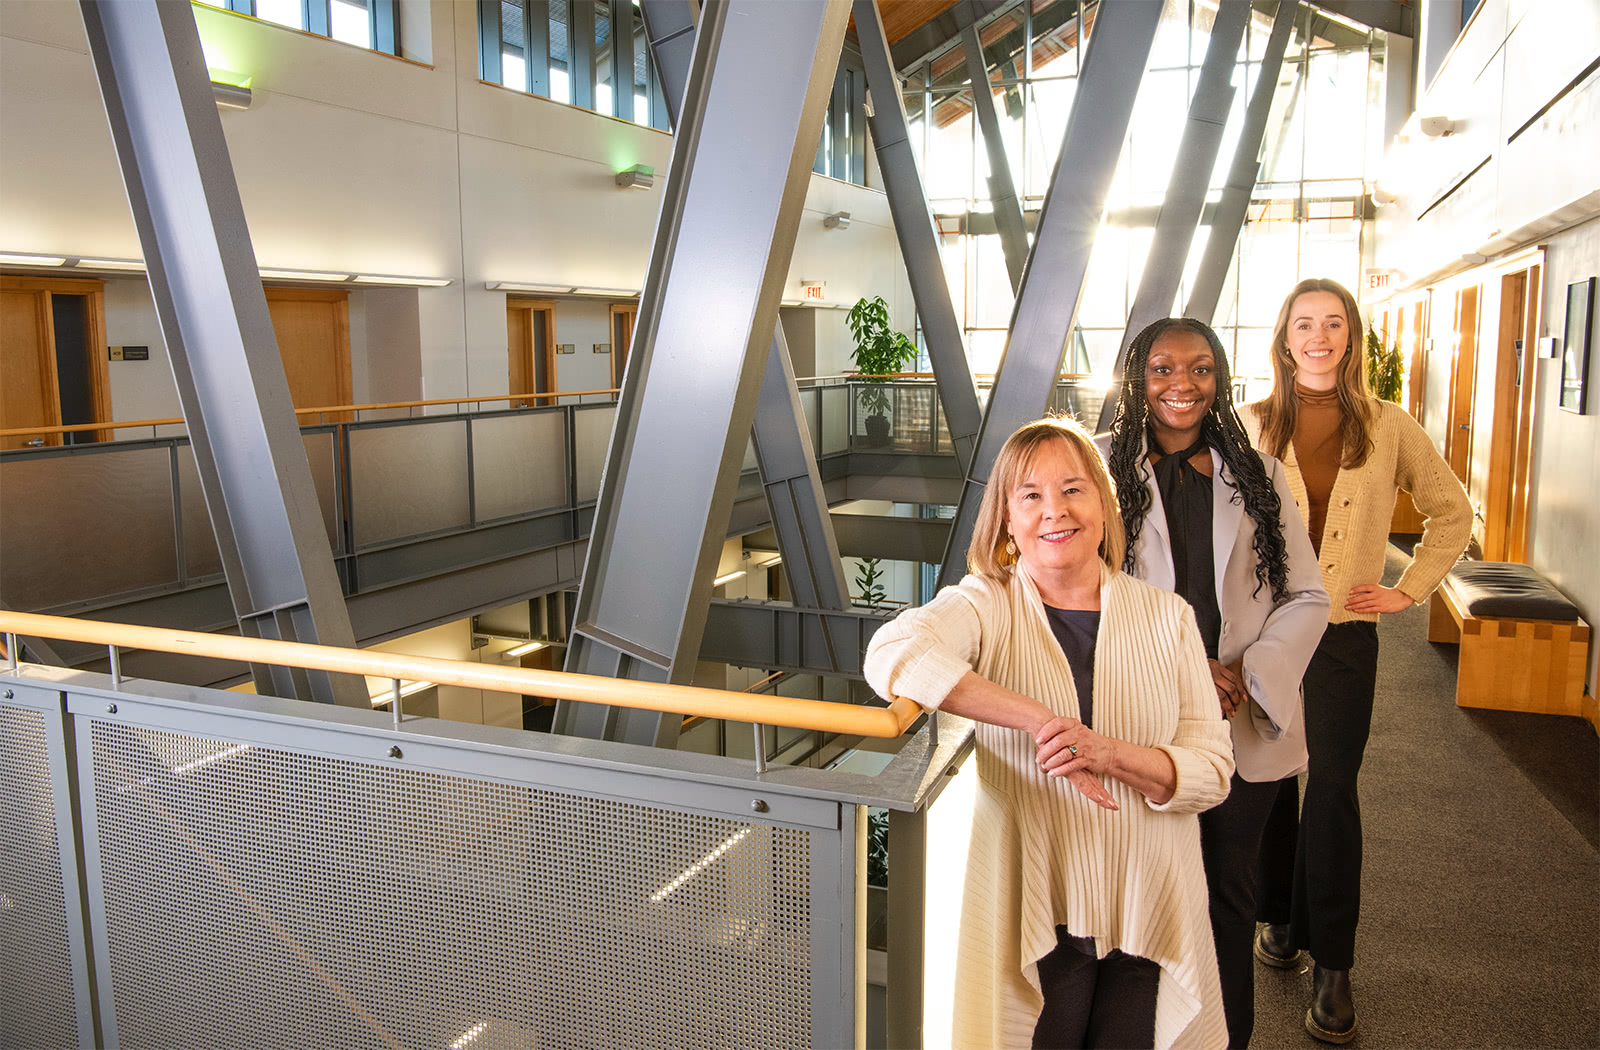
left=1252, top=277, right=1375, bottom=468
left=967, top=416, right=1124, bottom=582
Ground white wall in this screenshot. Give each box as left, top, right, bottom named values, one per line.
left=0, top=0, right=910, bottom=419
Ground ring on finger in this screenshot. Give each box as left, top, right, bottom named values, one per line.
left=1067, top=744, right=1078, bottom=756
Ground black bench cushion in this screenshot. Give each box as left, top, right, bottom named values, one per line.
left=1446, top=562, right=1580, bottom=620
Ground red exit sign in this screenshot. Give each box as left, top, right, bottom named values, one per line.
left=802, top=282, right=826, bottom=301
left=1366, top=270, right=1394, bottom=291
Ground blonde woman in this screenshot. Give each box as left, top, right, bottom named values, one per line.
left=864, top=417, right=1232, bottom=1050
left=1245, top=278, right=1470, bottom=1044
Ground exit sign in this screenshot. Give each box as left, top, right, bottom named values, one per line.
left=1366, top=270, right=1395, bottom=292
left=800, top=280, right=825, bottom=301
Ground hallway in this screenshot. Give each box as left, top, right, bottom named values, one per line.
left=1249, top=547, right=1599, bottom=1048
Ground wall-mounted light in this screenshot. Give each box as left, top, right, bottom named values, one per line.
left=823, top=211, right=851, bottom=230
left=353, top=273, right=452, bottom=287
left=713, top=570, right=746, bottom=587
left=570, top=286, right=638, bottom=297
left=1419, top=115, right=1455, bottom=138
left=1371, top=185, right=1400, bottom=206
left=504, top=640, right=548, bottom=657
left=261, top=268, right=351, bottom=282
left=75, top=257, right=145, bottom=271
left=754, top=555, right=782, bottom=570
left=368, top=679, right=435, bottom=706
left=486, top=281, right=574, bottom=293
left=212, top=81, right=252, bottom=110
left=0, top=251, right=67, bottom=266
left=616, top=164, right=655, bottom=190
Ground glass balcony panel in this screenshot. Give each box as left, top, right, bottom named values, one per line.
left=349, top=420, right=470, bottom=547
left=573, top=405, right=616, bottom=503
left=1, top=446, right=177, bottom=609
left=821, top=387, right=848, bottom=455
left=176, top=446, right=223, bottom=579
left=473, top=411, right=569, bottom=522
left=301, top=431, right=341, bottom=554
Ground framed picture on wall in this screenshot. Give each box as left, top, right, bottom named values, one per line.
left=1561, top=277, right=1593, bottom=414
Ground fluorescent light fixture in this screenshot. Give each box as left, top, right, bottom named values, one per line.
left=260, top=268, right=351, bottom=282
left=212, top=81, right=253, bottom=110
left=570, top=286, right=638, bottom=296
left=504, top=640, right=548, bottom=657
left=780, top=298, right=803, bottom=306
left=0, top=252, right=67, bottom=266
left=486, top=281, right=574, bottom=294
left=713, top=570, right=746, bottom=587
left=75, top=257, right=145, bottom=271
left=754, top=555, right=782, bottom=570
left=353, top=274, right=453, bottom=287
left=368, top=680, right=435, bottom=706
left=616, top=164, right=655, bottom=189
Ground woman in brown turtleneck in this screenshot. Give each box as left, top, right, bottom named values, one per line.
left=1241, top=279, right=1470, bottom=1046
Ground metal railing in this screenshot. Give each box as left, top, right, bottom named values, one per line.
left=0, top=612, right=974, bottom=1050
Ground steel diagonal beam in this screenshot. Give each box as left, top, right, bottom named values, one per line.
left=1185, top=0, right=1297, bottom=324
left=961, top=24, right=1029, bottom=293
left=555, top=0, right=848, bottom=746
left=1095, top=0, right=1250, bottom=431
left=640, top=0, right=853, bottom=655
left=936, top=0, right=1161, bottom=589
left=854, top=0, right=982, bottom=474
left=77, top=0, right=365, bottom=706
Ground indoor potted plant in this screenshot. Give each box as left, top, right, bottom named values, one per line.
left=847, top=295, right=919, bottom=447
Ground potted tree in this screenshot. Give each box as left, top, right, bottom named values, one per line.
left=1367, top=325, right=1425, bottom=532
left=847, top=295, right=919, bottom=447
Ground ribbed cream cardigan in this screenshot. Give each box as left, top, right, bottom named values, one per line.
left=863, top=563, right=1233, bottom=1050
left=1243, top=397, right=1472, bottom=622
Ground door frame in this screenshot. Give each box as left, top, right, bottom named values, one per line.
left=608, top=302, right=638, bottom=392
left=263, top=285, right=352, bottom=419
left=1, top=274, right=111, bottom=444
left=506, top=298, right=558, bottom=405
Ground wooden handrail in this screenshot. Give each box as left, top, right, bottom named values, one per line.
left=0, top=611, right=921, bottom=739
left=0, top=388, right=623, bottom=440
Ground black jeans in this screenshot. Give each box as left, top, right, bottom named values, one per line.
left=1032, top=929, right=1160, bottom=1050
left=1200, top=774, right=1282, bottom=1048
left=1256, top=620, right=1379, bottom=971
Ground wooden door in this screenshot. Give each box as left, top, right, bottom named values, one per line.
left=0, top=276, right=110, bottom=448
left=264, top=287, right=351, bottom=420
left=507, top=299, right=557, bottom=407
left=1445, top=285, right=1479, bottom=483
left=1505, top=263, right=1542, bottom=561
left=609, top=303, right=637, bottom=392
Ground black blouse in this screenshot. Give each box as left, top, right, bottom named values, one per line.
left=1151, top=433, right=1223, bottom=659
left=1043, top=606, right=1099, bottom=728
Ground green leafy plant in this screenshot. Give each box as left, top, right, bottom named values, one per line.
left=855, top=557, right=887, bottom=610
left=846, top=295, right=918, bottom=420
left=1365, top=324, right=1404, bottom=403
left=867, top=807, right=889, bottom=888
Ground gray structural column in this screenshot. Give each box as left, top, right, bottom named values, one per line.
left=609, top=0, right=636, bottom=119
left=960, top=24, right=1029, bottom=293
left=77, top=0, right=366, bottom=706
left=640, top=0, right=853, bottom=647
left=854, top=0, right=982, bottom=473
left=556, top=0, right=848, bottom=747
left=1185, top=0, right=1297, bottom=324
left=1095, top=0, right=1250, bottom=431
left=937, top=0, right=1162, bottom=588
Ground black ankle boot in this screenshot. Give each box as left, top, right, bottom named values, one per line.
left=1305, top=964, right=1357, bottom=1044
left=1253, top=923, right=1300, bottom=968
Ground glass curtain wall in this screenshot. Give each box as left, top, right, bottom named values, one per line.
left=901, top=0, right=1385, bottom=390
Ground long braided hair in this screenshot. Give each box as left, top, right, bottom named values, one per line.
left=1105, top=317, right=1291, bottom=603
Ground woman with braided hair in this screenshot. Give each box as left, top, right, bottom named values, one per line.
left=1096, top=316, right=1327, bottom=1048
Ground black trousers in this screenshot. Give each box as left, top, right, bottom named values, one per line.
left=1200, top=774, right=1282, bottom=1048
left=1032, top=929, right=1160, bottom=1050
left=1256, top=620, right=1379, bottom=971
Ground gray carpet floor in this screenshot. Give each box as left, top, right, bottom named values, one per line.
left=1247, top=545, right=1600, bottom=1049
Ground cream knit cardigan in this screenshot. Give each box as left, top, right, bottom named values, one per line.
left=863, top=562, right=1233, bottom=1050
left=1243, top=398, right=1472, bottom=622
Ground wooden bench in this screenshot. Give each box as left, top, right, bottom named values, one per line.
left=1428, top=568, right=1590, bottom=718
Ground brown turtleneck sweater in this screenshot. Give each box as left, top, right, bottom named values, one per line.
left=1291, top=384, right=1343, bottom=553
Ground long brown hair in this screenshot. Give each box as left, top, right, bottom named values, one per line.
left=1251, top=278, right=1375, bottom=468
left=968, top=417, right=1124, bottom=582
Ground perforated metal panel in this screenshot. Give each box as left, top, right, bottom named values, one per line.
left=86, top=721, right=816, bottom=1049
left=0, top=705, right=82, bottom=1049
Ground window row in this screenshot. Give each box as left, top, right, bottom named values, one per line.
left=197, top=0, right=399, bottom=55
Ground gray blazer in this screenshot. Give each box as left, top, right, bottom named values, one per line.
left=1095, top=433, right=1329, bottom=781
